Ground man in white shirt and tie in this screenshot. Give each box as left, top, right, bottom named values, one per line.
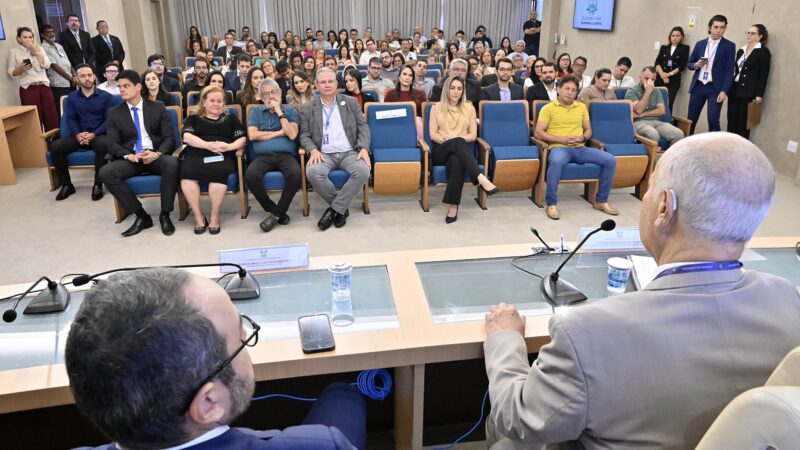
left=687, top=14, right=736, bottom=134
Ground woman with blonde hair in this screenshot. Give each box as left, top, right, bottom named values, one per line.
left=428, top=76, right=500, bottom=223
left=180, top=86, right=246, bottom=234
left=286, top=70, right=315, bottom=106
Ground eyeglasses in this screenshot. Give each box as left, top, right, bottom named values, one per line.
left=746, top=31, right=759, bottom=35
left=105, top=70, right=118, bottom=74
left=497, top=67, right=513, bottom=72
left=534, top=64, right=544, bottom=69
left=192, top=314, right=260, bottom=395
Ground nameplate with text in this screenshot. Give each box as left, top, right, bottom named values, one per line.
left=218, top=244, right=310, bottom=273
left=375, top=108, right=408, bottom=120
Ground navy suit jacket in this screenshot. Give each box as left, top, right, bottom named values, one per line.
left=160, top=73, right=181, bottom=93
left=687, top=37, right=736, bottom=95
left=225, top=71, right=245, bottom=93
left=74, top=425, right=357, bottom=450
left=481, top=82, right=524, bottom=101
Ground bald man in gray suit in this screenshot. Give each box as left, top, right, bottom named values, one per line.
left=483, top=132, right=800, bottom=450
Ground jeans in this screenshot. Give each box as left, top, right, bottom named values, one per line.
left=545, top=146, right=616, bottom=206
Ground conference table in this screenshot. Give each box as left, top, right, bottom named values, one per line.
left=0, top=106, right=47, bottom=185
left=1, top=237, right=798, bottom=449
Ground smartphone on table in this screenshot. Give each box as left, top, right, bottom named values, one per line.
left=298, top=314, right=336, bottom=354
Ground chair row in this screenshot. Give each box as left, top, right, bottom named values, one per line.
left=42, top=99, right=658, bottom=224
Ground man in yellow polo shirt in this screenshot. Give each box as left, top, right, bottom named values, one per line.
left=534, top=75, right=618, bottom=219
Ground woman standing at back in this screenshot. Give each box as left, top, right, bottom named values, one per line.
left=727, top=24, right=771, bottom=139
left=654, top=26, right=690, bottom=110
left=428, top=76, right=500, bottom=224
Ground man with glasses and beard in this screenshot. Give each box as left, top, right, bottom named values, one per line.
left=429, top=58, right=482, bottom=110
left=66, top=268, right=366, bottom=449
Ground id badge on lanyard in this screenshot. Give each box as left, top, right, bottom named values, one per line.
left=667, top=59, right=673, bottom=69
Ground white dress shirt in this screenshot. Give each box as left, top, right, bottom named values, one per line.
left=320, top=99, right=351, bottom=153
left=127, top=99, right=153, bottom=150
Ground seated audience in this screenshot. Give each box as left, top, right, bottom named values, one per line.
left=609, top=56, right=636, bottom=88
left=392, top=52, right=406, bottom=70
left=413, top=59, right=436, bottom=98
left=51, top=63, right=116, bottom=201
left=399, top=38, right=416, bottom=61
left=225, top=54, right=252, bottom=93
left=384, top=64, right=427, bottom=139
left=525, top=62, right=558, bottom=115
left=286, top=70, right=315, bottom=106
left=482, top=58, right=524, bottom=101
left=245, top=40, right=259, bottom=58
left=302, top=55, right=317, bottom=80
left=207, top=70, right=234, bottom=104
left=236, top=67, right=265, bottom=107
left=363, top=56, right=394, bottom=101
left=523, top=57, right=546, bottom=90
left=246, top=79, right=301, bottom=232
left=343, top=69, right=377, bottom=112
left=314, top=48, right=327, bottom=67
left=625, top=66, right=684, bottom=148
left=326, top=30, right=339, bottom=50
left=180, top=86, right=246, bottom=235
left=429, top=76, right=500, bottom=224
left=359, top=39, right=380, bottom=65
left=480, top=50, right=495, bottom=76
left=97, top=62, right=120, bottom=95
left=99, top=70, right=179, bottom=237
left=142, top=69, right=178, bottom=106
left=302, top=39, right=314, bottom=58
left=353, top=39, right=365, bottom=61
left=577, top=68, right=615, bottom=103
left=509, top=40, right=530, bottom=62
left=534, top=75, right=617, bottom=220
left=338, top=45, right=356, bottom=66
left=556, top=52, right=572, bottom=77
left=381, top=50, right=399, bottom=80
left=260, top=58, right=276, bottom=79
left=147, top=54, right=180, bottom=93
left=185, top=25, right=206, bottom=56
left=498, top=36, right=513, bottom=57
left=573, top=56, right=591, bottom=90
left=274, top=60, right=291, bottom=103
left=182, top=57, right=210, bottom=101
left=430, top=58, right=482, bottom=110
left=214, top=31, right=243, bottom=64
left=338, top=29, right=350, bottom=49
left=301, top=68, right=371, bottom=231
left=66, top=268, right=366, bottom=450
left=483, top=132, right=800, bottom=450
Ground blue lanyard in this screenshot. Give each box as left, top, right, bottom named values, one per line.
left=654, top=261, right=742, bottom=281
left=322, top=102, right=336, bottom=130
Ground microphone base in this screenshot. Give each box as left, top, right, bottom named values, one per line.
left=23, top=283, right=71, bottom=315
left=540, top=275, right=588, bottom=307
left=220, top=271, right=261, bottom=300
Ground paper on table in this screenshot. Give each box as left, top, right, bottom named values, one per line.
left=630, top=255, right=658, bottom=290
left=579, top=226, right=646, bottom=252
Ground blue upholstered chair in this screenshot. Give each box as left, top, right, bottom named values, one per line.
left=425, top=70, right=441, bottom=84
left=112, top=105, right=187, bottom=222
left=614, top=86, right=692, bottom=146
left=175, top=104, right=249, bottom=220
left=477, top=100, right=540, bottom=196
left=420, top=101, right=488, bottom=212
left=325, top=49, right=338, bottom=57
left=168, top=91, right=182, bottom=110
left=587, top=100, right=657, bottom=199
left=41, top=95, right=124, bottom=190
left=530, top=100, right=602, bottom=207
left=428, top=63, right=443, bottom=73
left=365, top=102, right=423, bottom=201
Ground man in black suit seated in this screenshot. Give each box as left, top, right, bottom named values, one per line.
left=66, top=268, right=366, bottom=450
left=525, top=62, right=558, bottom=117
left=147, top=53, right=180, bottom=93
left=429, top=58, right=482, bottom=110
left=482, top=58, right=524, bottom=101
left=58, top=14, right=95, bottom=69
left=214, top=31, right=243, bottom=67
left=99, top=70, right=179, bottom=237
left=225, top=54, right=252, bottom=94
left=91, top=20, right=125, bottom=83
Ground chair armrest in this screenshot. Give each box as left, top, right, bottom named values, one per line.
left=235, top=147, right=245, bottom=158
left=532, top=137, right=548, bottom=149
left=672, top=114, right=692, bottom=136
left=588, top=138, right=605, bottom=150
left=41, top=128, right=60, bottom=140
left=173, top=144, right=187, bottom=157
left=417, top=139, right=430, bottom=153
left=298, top=147, right=306, bottom=165
left=635, top=134, right=660, bottom=157
left=672, top=114, right=692, bottom=126
left=476, top=137, right=491, bottom=154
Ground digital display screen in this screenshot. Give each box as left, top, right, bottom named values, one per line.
left=0, top=13, right=6, bottom=40
left=573, top=0, right=616, bottom=32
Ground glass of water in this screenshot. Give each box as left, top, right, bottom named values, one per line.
left=329, top=262, right=354, bottom=326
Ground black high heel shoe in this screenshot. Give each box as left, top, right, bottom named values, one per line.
left=194, top=216, right=208, bottom=234
left=486, top=186, right=502, bottom=196
left=445, top=207, right=458, bottom=224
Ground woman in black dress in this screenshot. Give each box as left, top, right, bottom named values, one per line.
left=180, top=86, right=246, bottom=234
left=654, top=26, right=690, bottom=110
left=141, top=69, right=177, bottom=106
left=728, top=24, right=771, bottom=139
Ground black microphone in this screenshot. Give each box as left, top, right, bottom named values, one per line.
left=3, top=276, right=71, bottom=323
left=73, top=263, right=261, bottom=300
left=530, top=227, right=555, bottom=252
left=540, top=219, right=616, bottom=306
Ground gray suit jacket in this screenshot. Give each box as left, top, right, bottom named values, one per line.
left=299, top=94, right=370, bottom=153
left=484, top=268, right=800, bottom=450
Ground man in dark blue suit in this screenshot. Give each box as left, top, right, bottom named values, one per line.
left=687, top=14, right=736, bottom=134
left=481, top=57, right=524, bottom=101
left=66, top=268, right=366, bottom=450
left=225, top=54, right=252, bottom=94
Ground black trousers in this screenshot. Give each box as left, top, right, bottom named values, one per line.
left=655, top=76, right=681, bottom=111
left=727, top=91, right=753, bottom=139
left=51, top=86, right=73, bottom=117
left=432, top=137, right=482, bottom=205
left=50, top=135, right=109, bottom=186
left=244, top=152, right=301, bottom=217
left=99, top=155, right=179, bottom=215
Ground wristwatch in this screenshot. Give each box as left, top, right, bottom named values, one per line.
left=277, top=114, right=286, bottom=120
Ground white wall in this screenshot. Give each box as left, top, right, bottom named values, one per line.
left=1, top=2, right=38, bottom=106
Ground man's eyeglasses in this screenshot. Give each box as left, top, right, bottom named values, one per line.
left=193, top=314, right=260, bottom=394
left=105, top=70, right=119, bottom=74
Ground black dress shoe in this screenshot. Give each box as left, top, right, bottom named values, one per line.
left=486, top=186, right=502, bottom=196
left=55, top=184, right=75, bottom=201
left=259, top=214, right=279, bottom=232
left=121, top=215, right=153, bottom=237
left=445, top=206, right=458, bottom=224
left=159, top=213, right=175, bottom=236
left=91, top=184, right=103, bottom=201
left=277, top=213, right=291, bottom=225
left=194, top=216, right=208, bottom=234
left=334, top=209, right=350, bottom=228
left=317, top=208, right=336, bottom=231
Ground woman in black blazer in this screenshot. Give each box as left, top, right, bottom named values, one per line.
left=654, top=26, right=690, bottom=110
left=728, top=24, right=771, bottom=139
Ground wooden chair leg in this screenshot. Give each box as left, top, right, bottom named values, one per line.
left=239, top=188, right=250, bottom=219
left=177, top=192, right=189, bottom=221
left=114, top=198, right=125, bottom=223
left=48, top=167, right=57, bottom=191
left=362, top=183, right=370, bottom=214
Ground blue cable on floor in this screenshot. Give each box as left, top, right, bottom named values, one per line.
left=433, top=389, right=490, bottom=450
left=251, top=368, right=392, bottom=402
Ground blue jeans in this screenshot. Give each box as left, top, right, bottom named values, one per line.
left=688, top=81, right=722, bottom=134
left=545, top=146, right=616, bottom=206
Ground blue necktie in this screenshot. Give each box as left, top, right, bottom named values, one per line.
left=104, top=36, right=113, bottom=57
left=132, top=107, right=142, bottom=154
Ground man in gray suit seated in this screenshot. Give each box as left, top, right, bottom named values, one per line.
left=300, top=67, right=371, bottom=231
left=483, top=132, right=800, bottom=449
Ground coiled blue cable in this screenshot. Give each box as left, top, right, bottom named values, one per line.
left=251, top=368, right=392, bottom=402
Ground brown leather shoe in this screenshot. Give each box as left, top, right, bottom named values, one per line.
left=546, top=205, right=560, bottom=220
left=593, top=202, right=619, bottom=215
